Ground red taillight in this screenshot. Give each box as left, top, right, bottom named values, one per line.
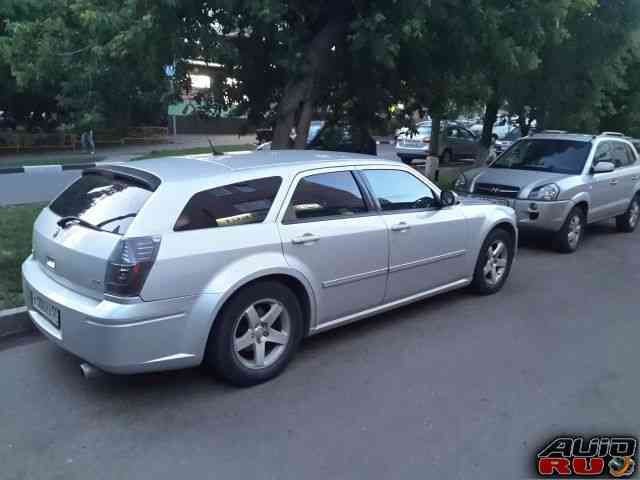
left=105, top=236, right=161, bottom=297
left=423, top=138, right=431, bottom=144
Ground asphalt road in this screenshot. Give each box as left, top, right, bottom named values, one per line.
left=1, top=222, right=639, bottom=480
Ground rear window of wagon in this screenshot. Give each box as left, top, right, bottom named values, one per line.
left=49, top=170, right=156, bottom=235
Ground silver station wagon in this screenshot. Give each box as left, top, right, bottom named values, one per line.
left=22, top=151, right=517, bottom=386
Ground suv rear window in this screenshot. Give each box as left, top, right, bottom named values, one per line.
left=174, top=177, right=282, bottom=231
left=49, top=172, right=154, bottom=234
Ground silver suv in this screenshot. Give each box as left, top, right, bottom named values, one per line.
left=454, top=132, right=640, bottom=252
left=22, top=151, right=516, bottom=386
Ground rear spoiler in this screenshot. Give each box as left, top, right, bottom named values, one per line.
left=83, top=165, right=161, bottom=192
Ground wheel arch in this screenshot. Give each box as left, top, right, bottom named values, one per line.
left=569, top=192, right=590, bottom=219
left=207, top=269, right=316, bottom=340
left=493, top=221, right=517, bottom=246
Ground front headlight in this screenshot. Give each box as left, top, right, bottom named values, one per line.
left=453, top=174, right=467, bottom=191
left=528, top=183, right=560, bottom=201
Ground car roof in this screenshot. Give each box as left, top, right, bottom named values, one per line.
left=125, top=150, right=398, bottom=184
left=528, top=132, right=595, bottom=142
left=527, top=131, right=638, bottom=144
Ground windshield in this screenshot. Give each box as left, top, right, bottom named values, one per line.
left=492, top=139, right=591, bottom=174
left=416, top=125, right=432, bottom=137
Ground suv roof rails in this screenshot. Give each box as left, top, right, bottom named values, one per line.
left=600, top=131, right=625, bottom=137
left=538, top=130, right=568, bottom=134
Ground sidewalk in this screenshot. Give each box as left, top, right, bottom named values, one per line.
left=0, top=134, right=256, bottom=167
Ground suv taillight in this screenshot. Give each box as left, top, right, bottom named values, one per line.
left=105, top=236, right=161, bottom=297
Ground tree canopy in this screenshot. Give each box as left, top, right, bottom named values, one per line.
left=1, top=0, right=640, bottom=146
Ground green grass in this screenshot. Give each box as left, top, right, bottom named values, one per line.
left=134, top=144, right=254, bottom=160
left=0, top=204, right=44, bottom=310
left=0, top=155, right=106, bottom=168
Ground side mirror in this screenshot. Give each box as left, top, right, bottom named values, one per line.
left=440, top=190, right=459, bottom=207
left=592, top=161, right=615, bottom=174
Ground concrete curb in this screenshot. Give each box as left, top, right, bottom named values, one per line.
left=0, top=162, right=97, bottom=175
left=0, top=306, right=34, bottom=340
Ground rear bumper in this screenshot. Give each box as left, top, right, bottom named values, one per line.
left=22, top=255, right=222, bottom=374
left=395, top=145, right=430, bottom=159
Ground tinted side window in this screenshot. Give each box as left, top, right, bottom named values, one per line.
left=594, top=142, right=613, bottom=164
left=458, top=128, right=474, bottom=140
left=364, top=170, right=437, bottom=211
left=286, top=171, right=367, bottom=222
left=175, top=177, right=282, bottom=231
left=611, top=142, right=630, bottom=168
left=624, top=144, right=637, bottom=166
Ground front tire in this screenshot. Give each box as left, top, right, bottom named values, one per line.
left=553, top=206, right=585, bottom=253
left=616, top=194, right=640, bottom=233
left=204, top=281, right=303, bottom=387
left=471, top=228, right=514, bottom=295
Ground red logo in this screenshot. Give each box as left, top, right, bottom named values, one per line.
left=537, top=436, right=637, bottom=477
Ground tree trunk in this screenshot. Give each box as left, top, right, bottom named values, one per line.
left=536, top=109, right=547, bottom=132
left=518, top=112, right=529, bottom=137
left=271, top=20, right=347, bottom=150
left=294, top=99, right=314, bottom=149
left=271, top=80, right=310, bottom=149
left=430, top=113, right=442, bottom=158
left=481, top=95, right=499, bottom=148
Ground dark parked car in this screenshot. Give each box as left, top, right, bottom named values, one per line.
left=256, top=120, right=377, bottom=155
left=0, top=112, right=17, bottom=131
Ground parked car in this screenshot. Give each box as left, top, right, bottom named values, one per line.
left=494, top=127, right=523, bottom=156
left=0, top=111, right=17, bottom=131
left=256, top=120, right=376, bottom=155
left=454, top=131, right=640, bottom=252
left=394, top=119, right=431, bottom=139
left=395, top=122, right=480, bottom=164
left=23, top=152, right=517, bottom=386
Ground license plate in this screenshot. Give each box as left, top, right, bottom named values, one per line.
left=476, top=196, right=512, bottom=207
left=31, top=292, right=61, bottom=329
left=402, top=141, right=423, bottom=148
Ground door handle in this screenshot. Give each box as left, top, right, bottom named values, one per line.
left=391, top=222, right=411, bottom=232
left=609, top=179, right=619, bottom=186
left=291, top=233, right=320, bottom=245
left=632, top=175, right=639, bottom=181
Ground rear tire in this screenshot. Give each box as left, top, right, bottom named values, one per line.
left=553, top=206, right=586, bottom=253
left=471, top=228, right=514, bottom=295
left=616, top=194, right=640, bottom=233
left=204, top=281, right=303, bottom=387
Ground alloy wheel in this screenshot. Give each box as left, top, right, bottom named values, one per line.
left=567, top=214, right=583, bottom=249
left=629, top=199, right=640, bottom=228
left=232, top=299, right=291, bottom=370
left=483, top=240, right=508, bottom=286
